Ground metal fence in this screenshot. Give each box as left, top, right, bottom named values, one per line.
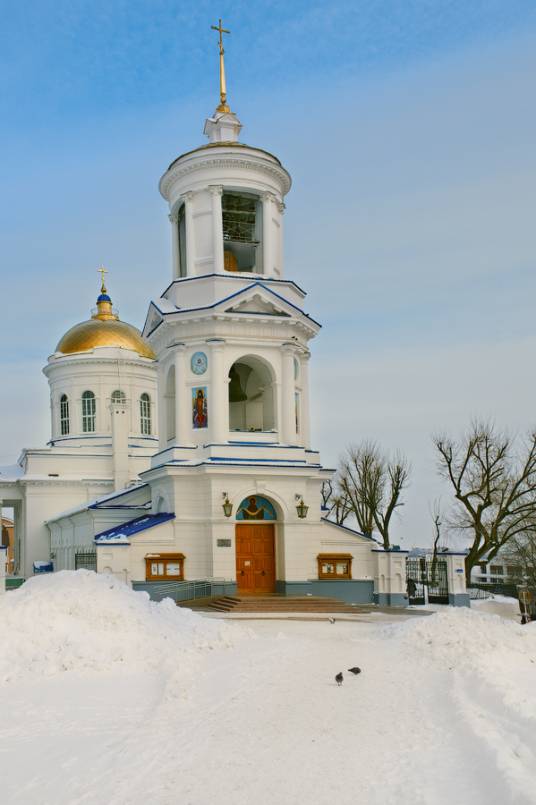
left=406, top=556, right=449, bottom=605
left=75, top=549, right=97, bottom=572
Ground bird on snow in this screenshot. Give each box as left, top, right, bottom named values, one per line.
left=348, top=667, right=362, bottom=675
left=328, top=617, right=336, bottom=624
left=335, top=672, right=343, bottom=686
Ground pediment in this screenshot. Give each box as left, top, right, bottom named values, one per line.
left=224, top=293, right=290, bottom=317
left=143, top=303, right=164, bottom=337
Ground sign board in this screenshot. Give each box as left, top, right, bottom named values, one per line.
left=217, top=538, right=232, bottom=548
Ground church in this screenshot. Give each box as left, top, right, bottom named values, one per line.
left=0, top=26, right=469, bottom=608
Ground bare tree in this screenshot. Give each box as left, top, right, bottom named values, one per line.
left=338, top=441, right=410, bottom=549
left=434, top=421, right=536, bottom=578
left=429, top=500, right=443, bottom=584
left=509, top=535, right=536, bottom=588
left=321, top=480, right=352, bottom=525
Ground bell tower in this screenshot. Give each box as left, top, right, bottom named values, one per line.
left=142, top=21, right=323, bottom=478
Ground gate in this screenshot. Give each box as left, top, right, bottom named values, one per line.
left=75, top=549, right=97, bottom=572
left=406, top=555, right=449, bottom=605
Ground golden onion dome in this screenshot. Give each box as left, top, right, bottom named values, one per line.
left=55, top=278, right=155, bottom=360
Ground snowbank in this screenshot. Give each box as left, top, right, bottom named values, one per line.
left=0, top=570, right=244, bottom=682
left=472, top=593, right=520, bottom=621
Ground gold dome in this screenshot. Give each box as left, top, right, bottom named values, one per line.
left=55, top=279, right=155, bottom=360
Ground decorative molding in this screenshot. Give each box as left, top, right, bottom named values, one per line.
left=160, top=156, right=292, bottom=199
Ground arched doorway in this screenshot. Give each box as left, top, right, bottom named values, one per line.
left=235, top=495, right=277, bottom=594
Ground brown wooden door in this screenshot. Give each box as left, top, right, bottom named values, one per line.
left=236, top=524, right=275, bottom=594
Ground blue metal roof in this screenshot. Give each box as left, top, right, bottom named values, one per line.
left=94, top=512, right=175, bottom=544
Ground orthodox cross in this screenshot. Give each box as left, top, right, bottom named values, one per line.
left=97, top=266, right=108, bottom=292
left=211, top=18, right=231, bottom=112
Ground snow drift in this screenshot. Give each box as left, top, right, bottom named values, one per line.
left=0, top=570, right=243, bottom=682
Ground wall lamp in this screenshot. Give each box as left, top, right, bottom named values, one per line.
left=295, top=494, right=309, bottom=519
left=222, top=492, right=233, bottom=518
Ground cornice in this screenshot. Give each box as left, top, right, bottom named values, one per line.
left=160, top=155, right=292, bottom=199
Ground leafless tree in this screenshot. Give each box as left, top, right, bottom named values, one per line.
left=434, top=421, right=536, bottom=577
left=507, top=535, right=536, bottom=588
left=338, top=441, right=410, bottom=549
left=321, top=480, right=352, bottom=525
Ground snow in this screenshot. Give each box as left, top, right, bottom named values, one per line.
left=0, top=573, right=535, bottom=805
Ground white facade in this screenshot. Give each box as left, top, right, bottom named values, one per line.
left=0, top=288, right=158, bottom=577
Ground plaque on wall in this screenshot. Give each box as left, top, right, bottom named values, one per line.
left=217, top=538, right=232, bottom=547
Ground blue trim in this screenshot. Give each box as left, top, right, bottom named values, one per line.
left=372, top=548, right=409, bottom=553
left=88, top=484, right=149, bottom=509
left=94, top=512, right=175, bottom=543
left=145, top=282, right=321, bottom=337
left=142, top=459, right=323, bottom=472
left=321, top=517, right=375, bottom=541
left=209, top=456, right=308, bottom=464
left=160, top=273, right=307, bottom=299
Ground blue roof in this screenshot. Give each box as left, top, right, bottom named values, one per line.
left=94, top=512, right=175, bottom=544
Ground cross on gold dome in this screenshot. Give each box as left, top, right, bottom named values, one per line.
left=211, top=18, right=231, bottom=113
left=97, top=266, right=108, bottom=293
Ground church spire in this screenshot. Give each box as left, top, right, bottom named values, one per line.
left=211, top=18, right=231, bottom=114
left=204, top=18, right=242, bottom=144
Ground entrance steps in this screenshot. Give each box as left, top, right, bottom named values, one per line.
left=198, top=595, right=368, bottom=614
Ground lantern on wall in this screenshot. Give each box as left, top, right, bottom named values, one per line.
left=222, top=493, right=233, bottom=518
left=295, top=496, right=309, bottom=519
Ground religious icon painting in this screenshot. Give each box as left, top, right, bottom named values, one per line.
left=236, top=495, right=276, bottom=521
left=192, top=386, right=208, bottom=429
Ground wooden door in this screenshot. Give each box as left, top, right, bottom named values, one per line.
left=235, top=524, right=275, bottom=594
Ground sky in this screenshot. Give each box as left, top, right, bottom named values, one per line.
left=1, top=1, right=536, bottom=547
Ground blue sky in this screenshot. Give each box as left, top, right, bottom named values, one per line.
left=2, top=1, right=536, bottom=546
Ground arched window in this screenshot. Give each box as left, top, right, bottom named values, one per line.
left=140, top=393, right=151, bottom=435
left=81, top=390, right=96, bottom=433
left=111, top=390, right=126, bottom=405
left=60, top=394, right=70, bottom=435
left=228, top=356, right=275, bottom=432
left=222, top=192, right=263, bottom=273
left=166, top=366, right=176, bottom=441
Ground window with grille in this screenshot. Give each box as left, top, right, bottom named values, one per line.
left=81, top=391, right=96, bottom=433
left=111, top=390, right=126, bottom=405
left=60, top=394, right=70, bottom=435
left=222, top=192, right=262, bottom=273
left=140, top=393, right=151, bottom=435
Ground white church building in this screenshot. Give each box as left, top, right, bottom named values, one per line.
left=0, top=40, right=469, bottom=608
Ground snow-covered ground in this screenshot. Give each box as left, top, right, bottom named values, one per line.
left=0, top=572, right=535, bottom=805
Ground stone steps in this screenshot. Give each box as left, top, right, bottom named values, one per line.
left=203, top=595, right=367, bottom=614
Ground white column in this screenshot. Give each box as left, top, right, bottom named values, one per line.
left=209, top=341, right=227, bottom=443
left=262, top=192, right=274, bottom=276
left=110, top=399, right=130, bottom=490
left=281, top=345, right=296, bottom=445
left=169, top=211, right=180, bottom=279
left=277, top=200, right=285, bottom=277
left=174, top=346, right=190, bottom=445
left=181, top=192, right=196, bottom=277
left=157, top=365, right=167, bottom=450
left=300, top=354, right=311, bottom=448
left=209, top=185, right=224, bottom=274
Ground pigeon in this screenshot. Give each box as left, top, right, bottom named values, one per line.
left=335, top=672, right=343, bottom=686
left=348, top=667, right=361, bottom=675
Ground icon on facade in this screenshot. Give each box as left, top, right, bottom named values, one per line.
left=236, top=495, right=276, bottom=521
left=192, top=386, right=208, bottom=429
